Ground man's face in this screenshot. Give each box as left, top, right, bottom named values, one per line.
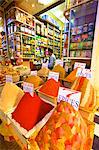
left=48, top=51, right=52, bottom=56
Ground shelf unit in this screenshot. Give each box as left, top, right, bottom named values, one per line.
left=5, top=7, right=36, bottom=59
left=64, top=0, right=98, bottom=60
left=35, top=17, right=62, bottom=59
left=5, top=7, right=62, bottom=60
left=1, top=32, right=7, bottom=54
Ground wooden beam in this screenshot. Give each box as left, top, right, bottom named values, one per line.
left=34, top=0, right=65, bottom=17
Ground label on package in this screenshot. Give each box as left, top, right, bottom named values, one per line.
left=23, top=82, right=34, bottom=97
left=6, top=75, right=13, bottom=83
left=48, top=71, right=59, bottom=82
left=57, top=87, right=81, bottom=111
left=76, top=68, right=92, bottom=79
left=74, top=62, right=86, bottom=69
left=31, top=70, right=37, bottom=76
left=55, top=59, right=63, bottom=67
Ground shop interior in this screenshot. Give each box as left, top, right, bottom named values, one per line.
left=0, top=0, right=99, bottom=149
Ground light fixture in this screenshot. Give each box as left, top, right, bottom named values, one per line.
left=32, top=4, right=35, bottom=8
left=0, top=17, right=2, bottom=21
left=38, top=0, right=52, bottom=5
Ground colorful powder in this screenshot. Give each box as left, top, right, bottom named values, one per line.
left=39, top=78, right=61, bottom=97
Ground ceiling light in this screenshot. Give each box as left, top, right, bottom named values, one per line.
left=38, top=0, right=53, bottom=5
left=0, top=17, right=2, bottom=21
left=32, top=4, right=35, bottom=7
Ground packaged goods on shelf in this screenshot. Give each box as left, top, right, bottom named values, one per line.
left=42, top=15, right=59, bottom=27
left=70, top=51, right=74, bottom=57
left=66, top=0, right=98, bottom=61
left=6, top=8, right=34, bottom=27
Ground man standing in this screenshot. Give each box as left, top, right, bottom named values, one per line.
left=48, top=48, right=56, bottom=70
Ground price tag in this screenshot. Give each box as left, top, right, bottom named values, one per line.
left=31, top=70, right=37, bottom=76
left=23, top=82, right=34, bottom=97
left=6, top=75, right=13, bottom=83
left=48, top=71, right=59, bottom=82
left=74, top=62, right=86, bottom=69
left=57, top=87, right=81, bottom=111
left=76, top=68, right=92, bottom=79
left=55, top=59, right=63, bottom=67
left=42, top=63, right=48, bottom=68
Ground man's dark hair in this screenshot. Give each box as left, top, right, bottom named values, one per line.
left=48, top=48, right=53, bottom=53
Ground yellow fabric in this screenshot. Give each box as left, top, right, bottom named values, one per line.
left=0, top=83, right=24, bottom=113
left=52, top=65, right=66, bottom=79
left=37, top=68, right=49, bottom=77
left=25, top=75, right=43, bottom=88
left=64, top=68, right=78, bottom=83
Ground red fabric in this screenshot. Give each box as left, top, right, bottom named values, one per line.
left=12, top=93, right=54, bottom=131
left=39, top=79, right=61, bottom=97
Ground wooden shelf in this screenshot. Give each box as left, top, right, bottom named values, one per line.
left=8, top=32, right=35, bottom=38
left=64, top=0, right=93, bottom=14
left=6, top=7, right=35, bottom=19
left=22, top=57, right=33, bottom=59
left=6, top=7, right=62, bottom=59
left=64, top=57, right=91, bottom=60
left=7, top=19, right=35, bottom=29
left=36, top=16, right=60, bottom=30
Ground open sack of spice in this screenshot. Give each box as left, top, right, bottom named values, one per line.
left=35, top=101, right=94, bottom=150
left=0, top=83, right=24, bottom=139
left=6, top=92, right=55, bottom=142
left=0, top=82, right=24, bottom=113
left=71, top=76, right=97, bottom=121
left=71, top=77, right=96, bottom=111
left=52, top=64, right=66, bottom=79
left=24, top=75, right=44, bottom=89
left=64, top=68, right=78, bottom=83
left=37, top=67, right=49, bottom=78
left=38, top=78, right=62, bottom=105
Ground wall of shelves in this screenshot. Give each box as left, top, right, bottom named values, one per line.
left=5, top=7, right=62, bottom=60
left=64, top=0, right=98, bottom=62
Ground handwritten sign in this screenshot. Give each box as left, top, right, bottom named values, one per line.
left=31, top=70, right=37, bottom=76
left=57, top=87, right=81, bottom=111
left=74, top=62, right=86, bottom=69
left=23, top=82, right=34, bottom=97
left=6, top=75, right=13, bottom=83
left=48, top=71, right=59, bottom=82
left=55, top=59, right=63, bottom=67
left=76, top=68, right=92, bottom=79
left=42, top=63, right=48, bottom=68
